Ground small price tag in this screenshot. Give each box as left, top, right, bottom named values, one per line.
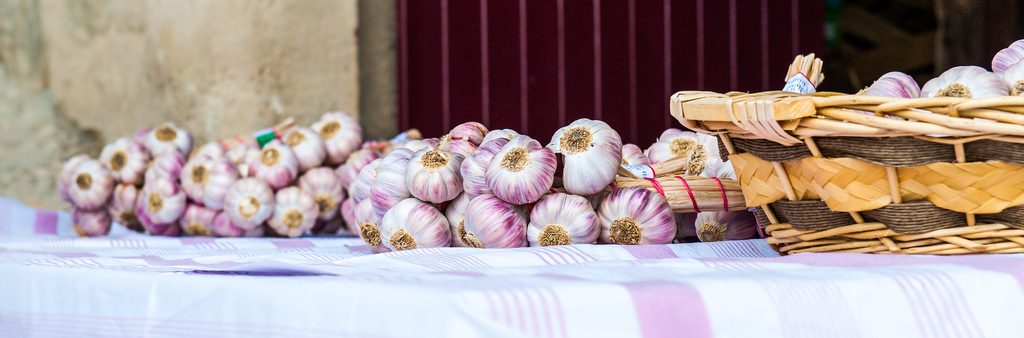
left=621, top=165, right=656, bottom=178
left=782, top=73, right=816, bottom=94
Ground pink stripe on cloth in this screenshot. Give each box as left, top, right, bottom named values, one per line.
left=271, top=240, right=315, bottom=249
left=181, top=237, right=216, bottom=245
left=623, top=245, right=677, bottom=260
left=33, top=210, right=59, bottom=235
left=624, top=281, right=713, bottom=338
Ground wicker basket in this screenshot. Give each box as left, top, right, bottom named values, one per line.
left=670, top=90, right=1024, bottom=255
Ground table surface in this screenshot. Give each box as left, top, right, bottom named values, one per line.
left=3, top=197, right=1024, bottom=338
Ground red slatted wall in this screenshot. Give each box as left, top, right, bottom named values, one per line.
left=397, top=0, right=824, bottom=146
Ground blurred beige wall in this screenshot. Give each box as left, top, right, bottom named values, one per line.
left=0, top=0, right=396, bottom=209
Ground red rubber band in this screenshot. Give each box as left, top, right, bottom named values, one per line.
left=675, top=176, right=700, bottom=213
left=644, top=178, right=666, bottom=197
left=710, top=177, right=728, bottom=212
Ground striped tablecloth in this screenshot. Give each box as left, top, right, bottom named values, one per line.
left=3, top=197, right=1024, bottom=338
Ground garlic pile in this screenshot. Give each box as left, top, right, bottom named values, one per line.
left=180, top=204, right=218, bottom=236
left=283, top=127, right=327, bottom=172
left=191, top=142, right=226, bottom=161
left=298, top=167, right=345, bottom=221
left=597, top=186, right=675, bottom=245
left=145, top=153, right=186, bottom=183
left=145, top=122, right=193, bottom=156
left=312, top=112, right=362, bottom=165
left=202, top=158, right=240, bottom=210
left=251, top=139, right=299, bottom=190
left=350, top=158, right=382, bottom=205
left=461, top=138, right=509, bottom=200
left=109, top=184, right=143, bottom=232
left=100, top=138, right=149, bottom=185
left=379, top=198, right=451, bottom=251
left=336, top=148, right=382, bottom=189
left=224, top=178, right=275, bottom=230
left=486, top=135, right=556, bottom=205
left=527, top=193, right=599, bottom=246
left=461, top=194, right=528, bottom=248
left=370, top=148, right=414, bottom=218
left=406, top=145, right=465, bottom=203
left=137, top=177, right=186, bottom=236
left=548, top=118, right=622, bottom=195
left=267, top=187, right=318, bottom=237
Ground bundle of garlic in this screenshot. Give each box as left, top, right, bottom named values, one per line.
left=406, top=144, right=465, bottom=203
left=370, top=148, right=415, bottom=218
left=921, top=66, right=1008, bottom=98
left=439, top=121, right=488, bottom=157
left=145, top=152, right=187, bottom=183
left=379, top=198, right=451, bottom=251
left=486, top=135, right=556, bottom=205
left=597, top=186, right=675, bottom=245
left=190, top=142, right=227, bottom=161
left=312, top=112, right=363, bottom=165
left=548, top=118, right=622, bottom=195
left=527, top=193, right=599, bottom=246
left=461, top=194, right=528, bottom=248
left=349, top=158, right=383, bottom=205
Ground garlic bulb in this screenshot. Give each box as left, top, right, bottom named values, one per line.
left=100, top=138, right=150, bottom=185
left=401, top=138, right=439, bottom=153
left=349, top=158, right=382, bottom=204
left=486, top=135, right=556, bottom=205
left=237, top=147, right=261, bottom=178
left=139, top=177, right=187, bottom=224
left=190, top=142, right=226, bottom=161
left=461, top=138, right=510, bottom=200
left=993, top=39, right=1024, bottom=73
left=283, top=127, right=327, bottom=172
left=693, top=211, right=759, bottom=242
left=340, top=197, right=356, bottom=233
left=444, top=192, right=471, bottom=247
left=298, top=167, right=345, bottom=221
left=370, top=148, right=414, bottom=219
left=135, top=201, right=181, bottom=237
left=621, top=143, right=651, bottom=165
left=547, top=118, right=622, bottom=195
left=406, top=145, right=465, bottom=203
left=1001, top=61, right=1024, bottom=96
left=224, top=178, right=275, bottom=229
left=312, top=112, right=362, bottom=165
left=212, top=211, right=247, bottom=237
left=597, top=186, right=675, bottom=245
left=449, top=121, right=488, bottom=146
left=527, top=193, right=599, bottom=246
left=145, top=122, right=193, bottom=156
left=72, top=208, right=111, bottom=237
left=646, top=129, right=719, bottom=176
left=379, top=198, right=451, bottom=251
left=251, top=139, right=299, bottom=190
left=246, top=225, right=266, bottom=237
left=145, top=152, right=187, bottom=183
left=58, top=155, right=91, bottom=204
left=132, top=127, right=151, bottom=145
left=481, top=129, right=519, bottom=146
left=226, top=144, right=252, bottom=165
left=202, top=158, right=240, bottom=210
left=439, top=134, right=478, bottom=158
left=66, top=159, right=115, bottom=211
left=180, top=157, right=214, bottom=203
left=180, top=203, right=218, bottom=236
left=108, top=184, right=144, bottom=232
left=355, top=199, right=389, bottom=252
left=703, top=158, right=736, bottom=180
left=336, top=148, right=381, bottom=190
left=267, top=187, right=318, bottom=237
left=864, top=71, right=921, bottom=98
left=921, top=66, right=1009, bottom=98
left=462, top=194, right=528, bottom=248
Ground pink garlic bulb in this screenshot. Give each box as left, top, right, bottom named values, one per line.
left=481, top=129, right=519, bottom=146
left=190, top=142, right=226, bottom=161
left=283, top=127, right=327, bottom=172
left=145, top=152, right=187, bottom=183
left=462, top=194, right=528, bottom=248
left=108, top=184, right=144, bottom=232
left=621, top=143, right=651, bottom=165
left=354, top=199, right=388, bottom=251
left=72, top=208, right=111, bottom=237
left=693, top=211, right=759, bottom=242
left=993, top=39, right=1024, bottom=73
left=349, top=158, right=382, bottom=205
left=66, top=159, right=115, bottom=211
left=139, top=177, right=187, bottom=224
left=299, top=167, right=345, bottom=221
left=921, top=66, right=1009, bottom=99
left=267, top=187, right=318, bottom=237
left=202, top=158, right=240, bottom=210
left=486, top=135, right=556, bottom=205
left=100, top=138, right=150, bottom=185
left=527, top=193, right=599, bottom=246
left=864, top=71, right=921, bottom=98
left=132, top=127, right=151, bottom=145
left=312, top=112, right=363, bottom=165
left=336, top=148, right=382, bottom=190
left=448, top=121, right=488, bottom=146
left=58, top=155, right=91, bottom=204
left=461, top=138, right=510, bottom=200
left=251, top=139, right=298, bottom=190
left=379, top=198, right=451, bottom=251
left=401, top=138, right=439, bottom=153
left=226, top=143, right=252, bottom=165
left=246, top=225, right=266, bottom=237
left=224, top=178, right=275, bottom=229
left=439, top=135, right=477, bottom=158
left=180, top=157, right=214, bottom=203
left=406, top=145, right=465, bottom=203
left=144, top=122, right=192, bottom=156
left=179, top=203, right=218, bottom=236
left=645, top=129, right=719, bottom=176
left=547, top=118, right=622, bottom=195
left=340, top=197, right=356, bottom=233
left=598, top=186, right=675, bottom=245
left=369, top=148, right=414, bottom=219
left=212, top=211, right=247, bottom=237
left=444, top=192, right=471, bottom=247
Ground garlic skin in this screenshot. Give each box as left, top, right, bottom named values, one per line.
left=406, top=145, right=466, bottom=203
left=864, top=71, right=921, bottom=98
left=448, top=121, right=488, bottom=146
left=212, top=211, right=247, bottom=237
left=646, top=129, right=720, bottom=176
left=379, top=198, right=451, bottom=251
left=693, top=211, right=759, bottom=242
left=349, top=158, right=382, bottom=205
left=337, top=148, right=382, bottom=190
left=223, top=178, right=275, bottom=229
left=267, top=187, right=318, bottom=237
left=527, top=193, right=599, bottom=246
left=67, top=159, right=115, bottom=211
left=597, top=186, right=676, bottom=245
left=444, top=192, right=471, bottom=247
left=1000, top=61, right=1024, bottom=96
left=481, top=129, right=519, bottom=146
left=547, top=118, right=622, bottom=195
left=190, top=142, right=226, bottom=161
left=99, top=138, right=150, bottom=185
left=251, top=139, right=299, bottom=190
left=108, top=184, right=144, bottom=232
left=439, top=136, right=478, bottom=158
left=145, top=152, right=187, bottom=183
left=145, top=122, right=193, bottom=156
left=703, top=158, right=736, bottom=180
left=355, top=199, right=389, bottom=252
left=486, top=135, right=556, bottom=205
left=298, top=167, right=345, bottom=221
left=132, top=128, right=151, bottom=145
left=584, top=188, right=612, bottom=211
left=135, top=202, right=180, bottom=237
left=58, top=155, right=91, bottom=204
left=312, top=112, right=363, bottom=165
left=993, top=39, right=1024, bottom=73
left=340, top=197, right=356, bottom=234
left=461, top=138, right=510, bottom=200
left=621, top=143, right=651, bottom=165
left=179, top=203, right=218, bottom=236
left=401, top=138, right=439, bottom=153
left=202, top=158, right=240, bottom=211
left=921, top=66, right=1009, bottom=98
left=72, top=208, right=112, bottom=237
left=369, top=148, right=414, bottom=219
left=180, top=157, right=214, bottom=203
left=226, top=144, right=252, bottom=165
left=139, top=177, right=187, bottom=224
left=462, top=194, right=528, bottom=248
left=283, top=127, right=327, bottom=172
left=237, top=148, right=262, bottom=177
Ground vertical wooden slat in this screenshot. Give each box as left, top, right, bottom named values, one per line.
left=556, top=0, right=566, bottom=127
left=628, top=0, right=638, bottom=143
left=662, top=0, right=672, bottom=132
left=448, top=0, right=482, bottom=130
left=564, top=0, right=595, bottom=125
left=636, top=0, right=668, bottom=145
left=767, top=0, right=795, bottom=89
left=736, top=0, right=764, bottom=92
left=703, top=0, right=730, bottom=92
left=592, top=0, right=602, bottom=121
left=599, top=0, right=630, bottom=135
left=441, top=0, right=450, bottom=131
left=485, top=0, right=522, bottom=132
left=519, top=0, right=529, bottom=134
left=728, top=0, right=738, bottom=89
left=526, top=0, right=559, bottom=140
left=480, top=0, right=490, bottom=126
left=404, top=0, right=444, bottom=138
left=398, top=0, right=408, bottom=131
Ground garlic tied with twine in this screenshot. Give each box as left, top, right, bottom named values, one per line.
left=481, top=129, right=519, bottom=146
left=283, top=127, right=327, bottom=172
left=406, top=144, right=465, bottom=203
left=921, top=66, right=1008, bottom=98
left=462, top=194, right=528, bottom=248
left=58, top=155, right=90, bottom=204
left=355, top=199, right=390, bottom=253
left=621, top=143, right=651, bottom=165
left=993, top=39, right=1024, bottom=73
left=370, top=148, right=414, bottom=219
left=179, top=203, right=218, bottom=236
left=299, top=167, right=345, bottom=221
left=380, top=198, right=451, bottom=251
left=1000, top=61, right=1024, bottom=96
left=108, top=184, right=144, bottom=232
left=224, top=178, right=275, bottom=229
left=486, top=135, right=556, bottom=205
left=72, top=208, right=112, bottom=237
left=145, top=122, right=193, bottom=156
left=527, top=193, right=599, bottom=246
left=66, top=159, right=115, bottom=211
left=444, top=192, right=471, bottom=247
left=461, top=138, right=510, bottom=200
left=138, top=177, right=187, bottom=235
left=336, top=148, right=382, bottom=190
left=100, top=138, right=150, bottom=185
left=267, top=187, right=318, bottom=237
left=145, top=152, right=187, bottom=183
left=863, top=71, right=921, bottom=98
left=251, top=139, right=299, bottom=190
left=190, top=142, right=226, bottom=161
left=312, top=112, right=363, bottom=165
left=349, top=158, right=383, bottom=205
left=597, top=186, right=675, bottom=245
left=547, top=118, right=622, bottom=195
left=202, top=158, right=240, bottom=211
left=646, top=129, right=720, bottom=176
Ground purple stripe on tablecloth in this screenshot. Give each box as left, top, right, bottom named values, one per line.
left=624, top=281, right=712, bottom=338
left=271, top=240, right=315, bottom=249
left=623, top=245, right=677, bottom=260
left=51, top=252, right=98, bottom=258
left=33, top=210, right=58, bottom=235
left=181, top=237, right=216, bottom=245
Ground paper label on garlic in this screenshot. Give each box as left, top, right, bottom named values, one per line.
left=621, top=165, right=655, bottom=179
left=782, top=73, right=816, bottom=94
